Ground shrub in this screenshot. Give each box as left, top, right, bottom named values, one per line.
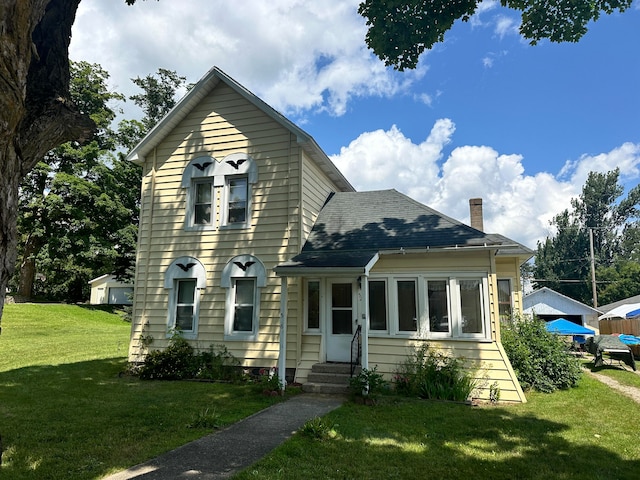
left=501, top=317, right=582, bottom=393
left=138, top=334, right=197, bottom=380
left=348, top=366, right=387, bottom=399
left=195, top=344, right=244, bottom=382
left=394, top=344, right=477, bottom=402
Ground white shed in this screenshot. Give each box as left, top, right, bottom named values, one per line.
left=89, top=275, right=133, bottom=305
left=523, top=287, right=601, bottom=332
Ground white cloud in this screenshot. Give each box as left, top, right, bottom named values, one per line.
left=494, top=15, right=520, bottom=39
left=71, top=0, right=422, bottom=118
left=332, top=120, right=640, bottom=249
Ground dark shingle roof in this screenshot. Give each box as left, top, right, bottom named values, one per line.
left=275, top=189, right=533, bottom=275
left=303, top=189, right=503, bottom=251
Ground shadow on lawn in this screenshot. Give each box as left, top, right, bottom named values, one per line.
left=1, top=358, right=276, bottom=480
left=283, top=400, right=640, bottom=480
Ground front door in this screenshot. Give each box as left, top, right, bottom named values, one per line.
left=326, top=280, right=356, bottom=362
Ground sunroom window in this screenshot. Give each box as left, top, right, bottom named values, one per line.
left=397, top=280, right=418, bottom=332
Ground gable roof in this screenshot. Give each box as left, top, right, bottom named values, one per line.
left=523, top=287, right=601, bottom=315
left=126, top=66, right=354, bottom=192
left=275, top=189, right=533, bottom=275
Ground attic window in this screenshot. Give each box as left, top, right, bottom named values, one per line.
left=181, top=153, right=257, bottom=230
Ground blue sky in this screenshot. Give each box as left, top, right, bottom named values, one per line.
left=71, top=0, right=640, bottom=249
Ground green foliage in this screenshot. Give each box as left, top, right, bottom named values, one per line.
left=348, top=366, right=387, bottom=398
left=138, top=338, right=246, bottom=383
left=502, top=317, right=582, bottom=393
left=394, top=344, right=477, bottom=402
left=358, top=0, right=634, bottom=71
left=300, top=416, right=337, bottom=441
left=257, top=368, right=283, bottom=393
left=186, top=407, right=222, bottom=430
left=534, top=169, right=640, bottom=305
left=138, top=333, right=197, bottom=380
left=196, top=344, right=244, bottom=382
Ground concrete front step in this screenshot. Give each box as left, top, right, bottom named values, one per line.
left=302, top=363, right=361, bottom=394
left=302, top=382, right=350, bottom=394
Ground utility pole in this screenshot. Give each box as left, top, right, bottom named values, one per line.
left=589, top=228, right=597, bottom=308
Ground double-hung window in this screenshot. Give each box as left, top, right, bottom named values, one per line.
left=175, top=279, right=197, bottom=331
left=194, top=181, right=214, bottom=226
left=164, top=257, right=206, bottom=339
left=232, top=279, right=256, bottom=332
left=222, top=255, right=266, bottom=341
left=225, top=176, right=249, bottom=226
left=181, top=153, right=256, bottom=230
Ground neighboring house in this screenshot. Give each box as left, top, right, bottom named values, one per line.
left=126, top=66, right=533, bottom=403
left=523, top=287, right=601, bottom=331
left=89, top=275, right=133, bottom=305
left=598, top=294, right=640, bottom=317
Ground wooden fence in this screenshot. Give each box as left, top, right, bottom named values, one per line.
left=599, top=318, right=640, bottom=358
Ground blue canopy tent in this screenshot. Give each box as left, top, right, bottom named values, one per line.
left=545, top=318, right=595, bottom=336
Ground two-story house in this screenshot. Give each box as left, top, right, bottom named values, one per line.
left=127, top=67, right=533, bottom=402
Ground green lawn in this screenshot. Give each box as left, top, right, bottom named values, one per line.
left=0, top=304, right=280, bottom=480
left=237, top=379, right=640, bottom=479
left=2, top=304, right=640, bottom=480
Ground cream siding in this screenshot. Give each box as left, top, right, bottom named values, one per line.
left=300, top=151, right=336, bottom=240
left=130, top=83, right=303, bottom=369
left=130, top=71, right=529, bottom=403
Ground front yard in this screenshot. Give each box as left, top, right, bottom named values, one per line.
left=1, top=304, right=640, bottom=479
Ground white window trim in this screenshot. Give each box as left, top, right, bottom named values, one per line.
left=164, top=256, right=207, bottom=339
left=450, top=275, right=490, bottom=340
left=367, top=272, right=491, bottom=341
left=222, top=255, right=266, bottom=341
left=422, top=277, right=453, bottom=340
left=181, top=153, right=257, bottom=231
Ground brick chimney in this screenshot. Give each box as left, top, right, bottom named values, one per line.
left=469, top=198, right=483, bottom=232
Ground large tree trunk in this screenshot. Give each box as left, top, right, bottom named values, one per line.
left=17, top=232, right=42, bottom=299
left=0, top=0, right=95, bottom=329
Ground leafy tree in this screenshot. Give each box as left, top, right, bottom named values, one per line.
left=358, top=0, right=634, bottom=70
left=533, top=169, right=640, bottom=305
left=0, top=0, right=160, bottom=324
left=13, top=65, right=187, bottom=302
left=13, top=61, right=124, bottom=300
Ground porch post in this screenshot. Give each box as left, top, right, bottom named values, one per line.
left=278, top=276, right=288, bottom=391
left=361, top=275, right=369, bottom=370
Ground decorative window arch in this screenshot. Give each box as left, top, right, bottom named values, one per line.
left=181, top=153, right=258, bottom=230
left=221, top=254, right=266, bottom=340
left=164, top=256, right=207, bottom=339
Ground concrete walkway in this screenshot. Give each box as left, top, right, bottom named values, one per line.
left=102, top=394, right=344, bottom=480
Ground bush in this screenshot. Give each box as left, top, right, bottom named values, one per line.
left=501, top=317, right=582, bottom=393
left=138, top=335, right=245, bottom=382
left=138, top=334, right=197, bottom=380
left=348, top=366, right=387, bottom=399
left=195, top=344, right=244, bottom=382
left=394, top=344, right=477, bottom=402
